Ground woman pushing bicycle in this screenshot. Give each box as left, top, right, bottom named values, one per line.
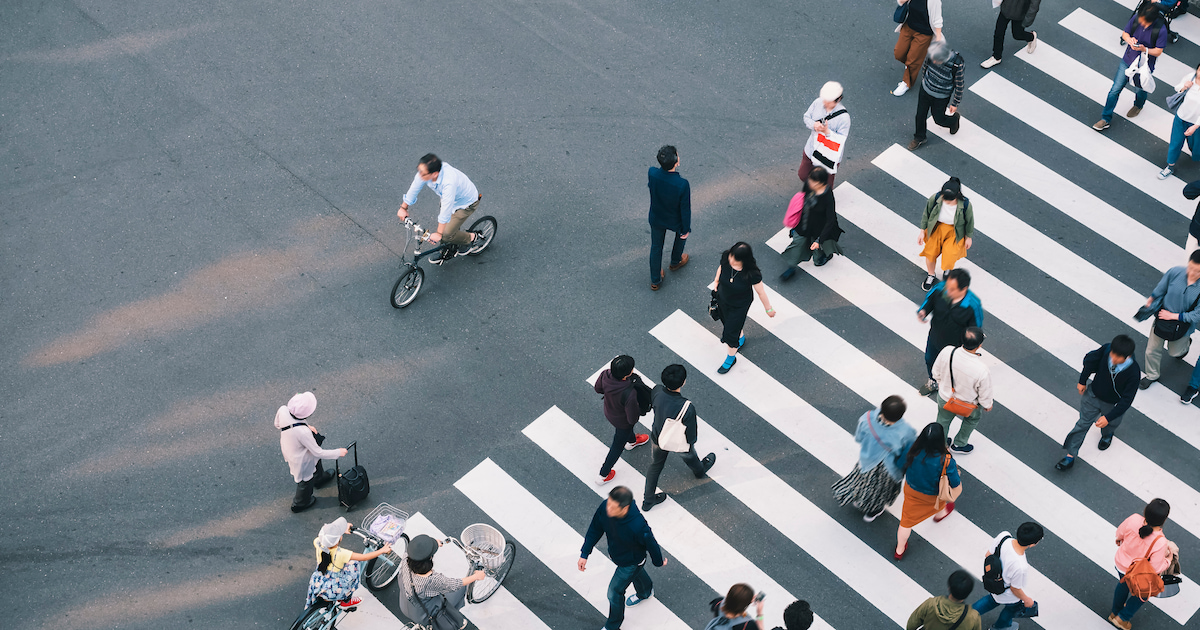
left=398, top=534, right=487, bottom=630
left=306, top=517, right=393, bottom=610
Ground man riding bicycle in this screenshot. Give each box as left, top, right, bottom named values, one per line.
left=397, top=154, right=485, bottom=263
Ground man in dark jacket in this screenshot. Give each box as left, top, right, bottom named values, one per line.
left=980, top=0, right=1040, bottom=69
left=1056, top=335, right=1141, bottom=470
left=594, top=355, right=650, bottom=485
left=648, top=145, right=691, bottom=291
left=579, top=486, right=667, bottom=630
left=641, top=365, right=716, bottom=511
left=917, top=268, right=984, bottom=395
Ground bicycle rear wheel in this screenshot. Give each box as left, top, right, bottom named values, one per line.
left=363, top=535, right=408, bottom=591
left=466, top=216, right=497, bottom=256
left=291, top=603, right=334, bottom=630
left=390, top=266, right=424, bottom=309
left=466, top=540, right=515, bottom=603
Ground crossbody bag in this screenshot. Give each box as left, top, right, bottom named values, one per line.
left=942, top=348, right=979, bottom=417
left=1153, top=290, right=1200, bottom=341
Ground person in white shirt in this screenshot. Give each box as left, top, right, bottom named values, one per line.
left=799, top=82, right=851, bottom=189
left=972, top=522, right=1043, bottom=630
left=275, top=392, right=347, bottom=513
left=1159, top=63, right=1200, bottom=180
left=397, top=153, right=484, bottom=262
left=932, top=327, right=993, bottom=454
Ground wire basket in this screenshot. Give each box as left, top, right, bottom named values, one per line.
left=460, top=523, right=506, bottom=569
left=361, top=503, right=409, bottom=544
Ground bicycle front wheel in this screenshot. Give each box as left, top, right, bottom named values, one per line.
left=363, top=535, right=408, bottom=591
left=466, top=216, right=497, bottom=256
left=466, top=540, right=516, bottom=603
left=390, top=266, right=424, bottom=309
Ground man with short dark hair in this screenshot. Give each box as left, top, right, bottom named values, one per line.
left=770, top=600, right=815, bottom=630
left=932, top=327, right=993, bottom=454
left=1140, top=249, right=1200, bottom=389
left=1095, top=6, right=1169, bottom=131
left=594, top=356, right=650, bottom=486
left=906, top=569, right=982, bottom=630
left=917, top=268, right=984, bottom=396
left=648, top=145, right=691, bottom=291
left=1056, top=335, right=1140, bottom=471
left=641, top=364, right=716, bottom=512
left=579, top=486, right=667, bottom=630
left=397, top=153, right=484, bottom=262
left=971, top=523, right=1043, bottom=630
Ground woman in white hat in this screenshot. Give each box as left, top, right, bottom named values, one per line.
left=305, top=517, right=393, bottom=609
left=275, top=391, right=347, bottom=513
left=398, top=534, right=486, bottom=630
left=799, top=81, right=850, bottom=189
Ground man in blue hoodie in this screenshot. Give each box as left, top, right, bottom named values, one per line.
left=917, top=268, right=984, bottom=396
left=579, top=486, right=667, bottom=630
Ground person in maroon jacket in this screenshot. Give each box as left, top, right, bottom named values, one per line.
left=594, top=355, right=650, bottom=485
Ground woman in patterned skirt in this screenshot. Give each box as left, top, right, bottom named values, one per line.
left=306, top=517, right=393, bottom=609
left=832, top=396, right=916, bottom=522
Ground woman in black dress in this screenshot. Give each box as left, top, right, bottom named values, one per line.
left=712, top=242, right=776, bottom=374
left=780, top=165, right=843, bottom=280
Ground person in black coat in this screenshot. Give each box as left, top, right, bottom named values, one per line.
left=1184, top=179, right=1200, bottom=259
left=780, top=166, right=844, bottom=280
left=641, top=364, right=716, bottom=512
left=648, top=145, right=691, bottom=291
left=1056, top=335, right=1141, bottom=471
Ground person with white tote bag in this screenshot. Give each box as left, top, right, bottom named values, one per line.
left=641, top=364, right=716, bottom=512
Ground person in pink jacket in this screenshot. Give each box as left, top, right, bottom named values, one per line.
left=1110, top=499, right=1177, bottom=629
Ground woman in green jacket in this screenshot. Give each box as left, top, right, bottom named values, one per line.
left=918, top=177, right=975, bottom=291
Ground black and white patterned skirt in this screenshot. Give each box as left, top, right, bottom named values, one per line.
left=831, top=461, right=903, bottom=516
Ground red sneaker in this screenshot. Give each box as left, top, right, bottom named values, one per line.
left=595, top=470, right=616, bottom=486
left=625, top=434, right=650, bottom=451
left=339, top=597, right=362, bottom=608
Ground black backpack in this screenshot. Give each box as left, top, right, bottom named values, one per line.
left=336, top=442, right=370, bottom=511
left=982, top=535, right=1013, bottom=595
left=621, top=373, right=654, bottom=415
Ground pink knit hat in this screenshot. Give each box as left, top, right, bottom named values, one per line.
left=287, top=392, right=317, bottom=419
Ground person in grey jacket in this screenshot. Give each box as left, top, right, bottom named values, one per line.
left=641, top=364, right=716, bottom=511
left=981, top=0, right=1040, bottom=68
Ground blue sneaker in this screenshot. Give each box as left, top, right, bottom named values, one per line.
left=717, top=355, right=737, bottom=374
left=626, top=592, right=652, bottom=607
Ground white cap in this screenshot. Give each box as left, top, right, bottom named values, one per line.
left=318, top=517, right=348, bottom=551
left=819, top=81, right=843, bottom=102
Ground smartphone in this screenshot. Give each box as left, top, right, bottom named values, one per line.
left=754, top=591, right=766, bottom=603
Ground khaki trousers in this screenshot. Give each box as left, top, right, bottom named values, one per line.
left=1144, top=328, right=1192, bottom=381
left=443, top=198, right=480, bottom=245
left=895, top=24, right=933, bottom=89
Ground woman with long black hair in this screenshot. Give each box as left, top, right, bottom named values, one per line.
left=712, top=242, right=776, bottom=374
left=895, top=423, right=961, bottom=560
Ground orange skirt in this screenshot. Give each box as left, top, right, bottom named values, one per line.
left=899, top=482, right=941, bottom=528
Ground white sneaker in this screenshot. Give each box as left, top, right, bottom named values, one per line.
left=1026, top=31, right=1038, bottom=53
left=980, top=56, right=1002, bottom=69
left=1159, top=165, right=1176, bottom=180
left=892, top=81, right=909, bottom=97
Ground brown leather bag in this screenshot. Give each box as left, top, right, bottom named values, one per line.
left=1122, top=535, right=1167, bottom=600
left=936, top=454, right=963, bottom=509
left=942, top=348, right=979, bottom=417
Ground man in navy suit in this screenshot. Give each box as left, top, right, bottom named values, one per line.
left=648, top=145, right=691, bottom=291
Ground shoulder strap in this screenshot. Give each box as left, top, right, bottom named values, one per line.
left=948, top=348, right=958, bottom=393
left=1141, top=534, right=1166, bottom=562
left=822, top=109, right=848, bottom=123
left=947, top=603, right=970, bottom=630
left=941, top=454, right=952, bottom=476
left=995, top=534, right=1012, bottom=556
left=675, top=400, right=692, bottom=422
left=281, top=422, right=307, bottom=432
left=866, top=412, right=893, bottom=453
left=1187, top=287, right=1200, bottom=314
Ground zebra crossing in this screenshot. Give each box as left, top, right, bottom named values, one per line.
left=340, top=8, right=1200, bottom=630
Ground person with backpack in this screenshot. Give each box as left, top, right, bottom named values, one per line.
left=713, top=242, right=776, bottom=374
left=1056, top=335, right=1140, bottom=471
left=895, top=423, right=961, bottom=560
left=579, top=486, right=668, bottom=630
left=275, top=391, right=348, bottom=513
left=1095, top=5, right=1170, bottom=131
left=799, top=82, right=851, bottom=189
left=908, top=40, right=965, bottom=151
left=1110, top=499, right=1178, bottom=629
left=770, top=601, right=814, bottom=630
left=906, top=570, right=982, bottom=630
left=832, top=396, right=917, bottom=522
left=642, top=364, right=717, bottom=512
left=779, top=166, right=844, bottom=280
left=706, top=584, right=766, bottom=630
left=971, top=522, right=1044, bottom=630
left=918, top=177, right=975, bottom=291
left=594, top=355, right=651, bottom=486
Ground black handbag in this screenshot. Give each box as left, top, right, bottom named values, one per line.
left=709, top=290, right=723, bottom=321
left=405, top=568, right=467, bottom=630
left=894, top=1, right=909, bottom=24
left=1153, top=291, right=1200, bottom=341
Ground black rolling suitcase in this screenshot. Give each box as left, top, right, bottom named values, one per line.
left=336, top=442, right=370, bottom=511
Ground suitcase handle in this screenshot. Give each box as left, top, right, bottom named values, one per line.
left=335, top=441, right=358, bottom=475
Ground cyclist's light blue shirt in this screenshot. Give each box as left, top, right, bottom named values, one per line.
left=402, top=162, right=479, bottom=224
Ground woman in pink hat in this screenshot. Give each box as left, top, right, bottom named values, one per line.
left=275, top=391, right=347, bottom=513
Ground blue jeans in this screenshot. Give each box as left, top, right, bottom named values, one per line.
left=649, top=225, right=687, bottom=284
left=1168, top=113, right=1198, bottom=166
left=606, top=562, right=652, bottom=630
left=1112, top=572, right=1147, bottom=622
left=972, top=594, right=1020, bottom=629
left=1188, top=360, right=1200, bottom=391
left=1103, top=60, right=1149, bottom=123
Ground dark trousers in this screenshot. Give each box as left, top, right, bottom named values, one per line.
left=292, top=461, right=327, bottom=509
left=601, top=426, right=636, bottom=476
left=915, top=86, right=959, bottom=142
left=993, top=13, right=1034, bottom=59
left=649, top=225, right=687, bottom=284
left=1112, top=572, right=1147, bottom=622
left=605, top=562, right=653, bottom=630
left=643, top=443, right=705, bottom=503
left=1061, top=385, right=1121, bottom=457
left=924, top=334, right=946, bottom=379
left=797, top=154, right=836, bottom=189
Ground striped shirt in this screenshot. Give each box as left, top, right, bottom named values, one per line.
left=921, top=52, right=965, bottom=108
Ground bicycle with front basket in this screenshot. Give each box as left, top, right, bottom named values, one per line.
left=390, top=215, right=497, bottom=308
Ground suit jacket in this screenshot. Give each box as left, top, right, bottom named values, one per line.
left=648, top=167, right=691, bottom=234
